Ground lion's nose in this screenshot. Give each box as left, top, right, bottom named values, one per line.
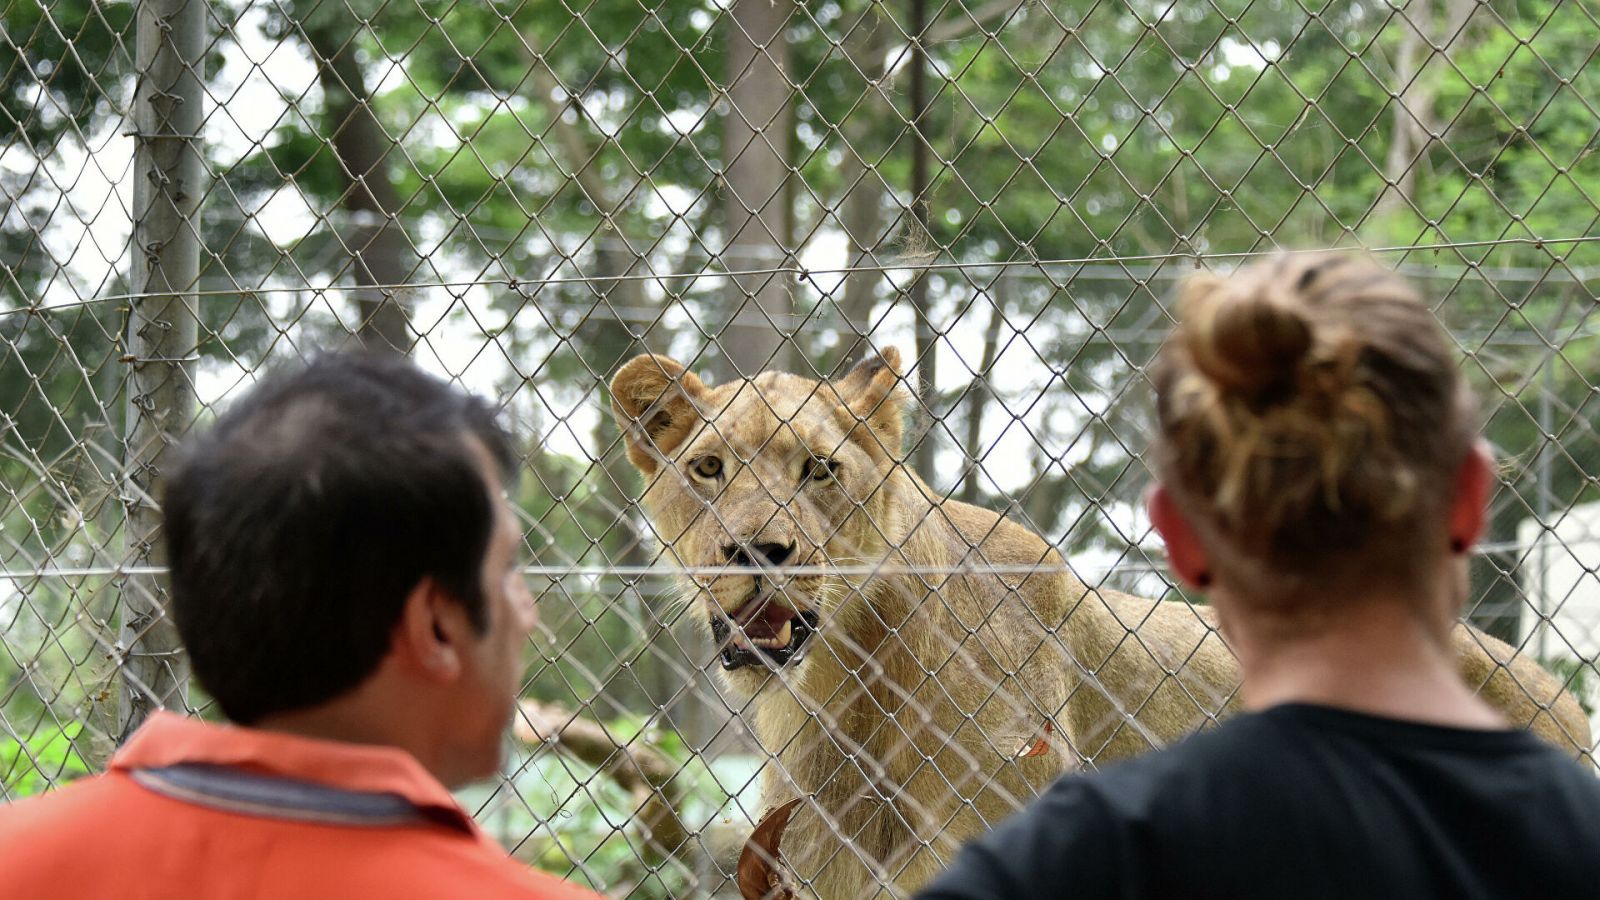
left=723, top=541, right=796, bottom=568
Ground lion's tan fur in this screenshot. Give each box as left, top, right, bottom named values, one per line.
left=610, top=350, right=1591, bottom=898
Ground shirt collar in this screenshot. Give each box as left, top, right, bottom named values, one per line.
left=111, top=712, right=478, bottom=834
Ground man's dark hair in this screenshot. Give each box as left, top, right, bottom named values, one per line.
left=163, top=352, right=517, bottom=724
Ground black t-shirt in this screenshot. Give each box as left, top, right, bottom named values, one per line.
left=918, top=704, right=1600, bottom=899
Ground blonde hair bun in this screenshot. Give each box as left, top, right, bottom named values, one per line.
left=1153, top=252, right=1474, bottom=584
left=1177, top=270, right=1313, bottom=402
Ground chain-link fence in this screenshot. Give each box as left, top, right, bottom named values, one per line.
left=3, top=0, right=1598, bottom=895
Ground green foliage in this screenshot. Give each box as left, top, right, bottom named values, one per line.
left=0, top=722, right=91, bottom=799
left=1, top=2, right=135, bottom=308
left=1542, top=657, right=1596, bottom=717
left=0, top=1, right=135, bottom=147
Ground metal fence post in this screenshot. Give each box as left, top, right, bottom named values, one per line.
left=118, top=0, right=204, bottom=741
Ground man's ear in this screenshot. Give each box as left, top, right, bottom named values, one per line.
left=1449, top=441, right=1494, bottom=552
left=830, top=347, right=905, bottom=462
left=393, top=577, right=466, bottom=684
left=1147, top=484, right=1212, bottom=591
left=609, top=355, right=710, bottom=475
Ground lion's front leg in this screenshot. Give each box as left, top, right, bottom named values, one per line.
left=854, top=667, right=1076, bottom=895
left=1062, top=590, right=1239, bottom=763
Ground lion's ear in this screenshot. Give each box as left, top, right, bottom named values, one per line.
left=832, top=346, right=905, bottom=460
left=609, top=355, right=709, bottom=475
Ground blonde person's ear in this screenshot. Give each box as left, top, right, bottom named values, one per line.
left=1147, top=484, right=1213, bottom=590
left=1448, top=441, right=1494, bottom=555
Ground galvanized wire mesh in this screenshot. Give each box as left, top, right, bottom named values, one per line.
left=3, top=0, right=1598, bottom=895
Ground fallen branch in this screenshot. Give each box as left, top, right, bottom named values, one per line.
left=514, top=699, right=691, bottom=863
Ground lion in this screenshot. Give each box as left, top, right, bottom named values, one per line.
left=608, top=347, right=1591, bottom=898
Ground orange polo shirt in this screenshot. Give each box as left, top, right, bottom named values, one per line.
left=0, top=712, right=598, bottom=899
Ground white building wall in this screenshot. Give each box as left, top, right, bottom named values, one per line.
left=1518, top=500, right=1600, bottom=663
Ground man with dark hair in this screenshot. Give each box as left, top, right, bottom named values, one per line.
left=0, top=353, right=597, bottom=898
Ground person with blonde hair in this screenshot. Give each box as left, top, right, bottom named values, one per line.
left=919, top=253, right=1600, bottom=898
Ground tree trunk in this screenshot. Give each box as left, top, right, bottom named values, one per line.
left=830, top=0, right=1025, bottom=377
left=831, top=6, right=893, bottom=375
left=958, top=274, right=1008, bottom=504
left=301, top=19, right=414, bottom=353
left=720, top=0, right=797, bottom=379
left=519, top=28, right=718, bottom=748
left=908, top=0, right=940, bottom=480
left=833, top=151, right=888, bottom=374
left=1372, top=0, right=1478, bottom=224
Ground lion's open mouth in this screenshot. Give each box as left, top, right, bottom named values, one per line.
left=709, top=592, right=818, bottom=671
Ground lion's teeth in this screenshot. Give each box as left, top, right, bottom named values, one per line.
left=733, top=619, right=795, bottom=652
left=749, top=620, right=794, bottom=650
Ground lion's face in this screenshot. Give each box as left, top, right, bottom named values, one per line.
left=610, top=350, right=907, bottom=686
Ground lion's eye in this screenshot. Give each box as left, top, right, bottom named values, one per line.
left=690, top=456, right=723, bottom=480
left=802, top=455, right=838, bottom=483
